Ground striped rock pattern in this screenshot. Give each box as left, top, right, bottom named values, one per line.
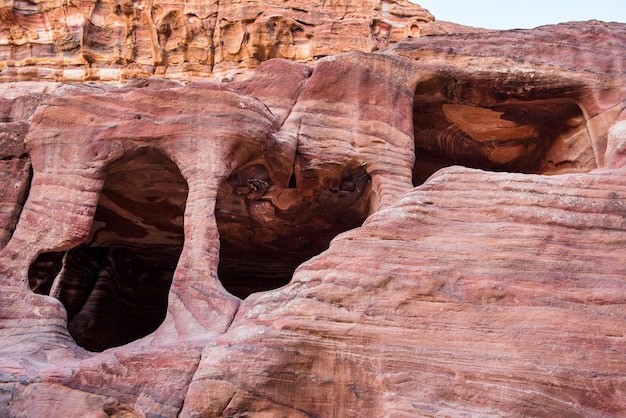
left=0, top=93, right=45, bottom=249
left=1, top=75, right=291, bottom=352
left=0, top=0, right=441, bottom=83
left=0, top=16, right=625, bottom=418
left=183, top=161, right=626, bottom=417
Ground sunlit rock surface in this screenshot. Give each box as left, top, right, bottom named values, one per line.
left=0, top=0, right=446, bottom=82
left=0, top=1, right=625, bottom=416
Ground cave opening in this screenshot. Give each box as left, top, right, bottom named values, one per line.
left=28, top=148, right=188, bottom=352
left=411, top=74, right=597, bottom=186
left=216, top=164, right=370, bottom=299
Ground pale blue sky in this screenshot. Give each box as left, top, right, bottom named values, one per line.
left=411, top=0, right=626, bottom=30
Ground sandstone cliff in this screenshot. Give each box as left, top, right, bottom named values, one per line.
left=0, top=0, right=452, bottom=82
left=0, top=0, right=625, bottom=416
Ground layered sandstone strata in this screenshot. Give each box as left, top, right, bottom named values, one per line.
left=0, top=0, right=447, bottom=82
left=0, top=2, right=625, bottom=417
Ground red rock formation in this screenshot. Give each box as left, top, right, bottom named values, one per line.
left=0, top=90, right=48, bottom=250
left=0, top=2, right=625, bottom=416
left=0, top=0, right=441, bottom=83
left=184, top=164, right=626, bottom=417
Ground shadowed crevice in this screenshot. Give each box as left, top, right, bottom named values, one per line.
left=217, top=164, right=370, bottom=299
left=411, top=74, right=597, bottom=185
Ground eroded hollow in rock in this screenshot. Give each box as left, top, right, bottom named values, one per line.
left=412, top=74, right=597, bottom=185
left=28, top=250, right=64, bottom=296
left=29, top=148, right=187, bottom=352
left=216, top=164, right=371, bottom=299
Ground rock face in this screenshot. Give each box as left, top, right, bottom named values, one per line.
left=1, top=1, right=625, bottom=416
left=0, top=0, right=445, bottom=82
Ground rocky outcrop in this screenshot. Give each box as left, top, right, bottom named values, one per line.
left=0, top=0, right=447, bottom=82
left=0, top=91, right=45, bottom=250
left=0, top=4, right=625, bottom=417
left=183, top=163, right=626, bottom=417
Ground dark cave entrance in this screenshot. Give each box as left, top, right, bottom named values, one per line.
left=28, top=148, right=187, bottom=352
left=216, top=164, right=370, bottom=299
left=411, top=74, right=597, bottom=185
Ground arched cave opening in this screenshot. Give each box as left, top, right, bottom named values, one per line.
left=411, top=74, right=597, bottom=185
left=216, top=164, right=370, bottom=299
left=28, top=148, right=187, bottom=352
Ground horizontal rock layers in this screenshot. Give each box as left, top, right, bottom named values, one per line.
left=0, top=0, right=444, bottom=82
left=184, top=163, right=626, bottom=417
left=0, top=13, right=625, bottom=418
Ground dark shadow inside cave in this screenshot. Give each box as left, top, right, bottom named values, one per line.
left=216, top=164, right=370, bottom=299
left=28, top=250, right=64, bottom=296
left=28, top=148, right=187, bottom=352
left=411, top=74, right=597, bottom=185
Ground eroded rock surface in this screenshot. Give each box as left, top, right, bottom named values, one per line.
left=0, top=4, right=625, bottom=417
left=0, top=0, right=448, bottom=83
